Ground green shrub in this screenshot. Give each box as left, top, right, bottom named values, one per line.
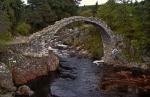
left=0, top=32, right=12, bottom=51
left=0, top=31, right=12, bottom=42
left=16, top=22, right=31, bottom=35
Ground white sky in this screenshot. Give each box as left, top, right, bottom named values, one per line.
left=22, top=0, right=142, bottom=6
left=80, top=0, right=108, bottom=6
left=22, top=0, right=108, bottom=5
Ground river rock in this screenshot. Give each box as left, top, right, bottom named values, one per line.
left=60, top=72, right=77, bottom=80
left=0, top=93, right=14, bottom=97
left=48, top=52, right=59, bottom=71
left=12, top=56, right=48, bottom=84
left=0, top=62, right=16, bottom=91
left=0, top=62, right=16, bottom=97
left=0, top=40, right=59, bottom=85
left=16, top=85, right=34, bottom=96
left=51, top=86, right=77, bottom=97
left=59, top=68, right=77, bottom=80
left=12, top=55, right=59, bottom=84
left=11, top=52, right=59, bottom=85
left=59, top=59, right=76, bottom=70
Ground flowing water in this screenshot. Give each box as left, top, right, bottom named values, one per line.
left=50, top=57, right=101, bottom=97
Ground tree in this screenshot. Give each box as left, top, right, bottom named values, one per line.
left=26, top=0, right=57, bottom=32
left=96, top=0, right=150, bottom=61
left=135, top=0, right=150, bottom=56
left=16, top=22, right=31, bottom=35
left=26, top=0, right=80, bottom=32
left=0, top=0, right=24, bottom=35
left=92, top=1, right=98, bottom=17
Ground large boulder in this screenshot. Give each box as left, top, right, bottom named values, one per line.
left=0, top=45, right=59, bottom=84
left=16, top=85, right=34, bottom=96
left=0, top=93, right=14, bottom=97
left=48, top=51, right=59, bottom=71
left=11, top=52, right=59, bottom=85
left=0, top=62, right=16, bottom=97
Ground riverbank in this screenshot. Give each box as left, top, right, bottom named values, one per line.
left=99, top=64, right=150, bottom=97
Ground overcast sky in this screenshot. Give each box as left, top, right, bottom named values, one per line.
left=22, top=0, right=111, bottom=5
left=22, top=0, right=142, bottom=6
left=80, top=0, right=108, bottom=6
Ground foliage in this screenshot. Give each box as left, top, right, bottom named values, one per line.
left=79, top=9, right=92, bottom=17
left=81, top=25, right=103, bottom=59
left=0, top=0, right=149, bottom=62
left=64, top=24, right=103, bottom=59
left=0, top=32, right=12, bottom=48
left=16, top=22, right=31, bottom=35
left=79, top=0, right=150, bottom=62
left=99, top=0, right=149, bottom=61
left=26, top=0, right=79, bottom=32
left=0, top=0, right=80, bottom=43
left=92, top=1, right=98, bottom=17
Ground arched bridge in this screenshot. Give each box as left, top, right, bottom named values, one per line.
left=26, top=16, right=116, bottom=63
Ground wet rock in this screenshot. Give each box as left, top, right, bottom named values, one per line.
left=59, top=67, right=77, bottom=80
left=48, top=52, right=59, bottom=71
left=59, top=60, right=77, bottom=79
left=55, top=44, right=68, bottom=50
left=93, top=60, right=104, bottom=66
left=77, top=49, right=91, bottom=58
left=16, top=85, right=34, bottom=96
left=60, top=73, right=77, bottom=80
left=69, top=50, right=76, bottom=57
left=51, top=86, right=77, bottom=97
left=76, top=46, right=82, bottom=51
left=12, top=56, right=48, bottom=85
left=0, top=92, right=14, bottom=97
left=59, top=61, right=76, bottom=70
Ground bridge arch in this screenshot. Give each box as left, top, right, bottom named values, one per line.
left=53, top=16, right=112, bottom=45
left=29, top=16, right=115, bottom=63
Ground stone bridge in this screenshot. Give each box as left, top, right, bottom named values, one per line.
left=25, top=16, right=116, bottom=63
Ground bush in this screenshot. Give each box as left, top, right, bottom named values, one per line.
left=79, top=9, right=93, bottom=17
left=16, top=22, right=31, bottom=36
left=0, top=32, right=12, bottom=43
left=0, top=32, right=12, bottom=51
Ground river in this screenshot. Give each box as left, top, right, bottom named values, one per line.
left=15, top=39, right=103, bottom=97
left=15, top=37, right=149, bottom=97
